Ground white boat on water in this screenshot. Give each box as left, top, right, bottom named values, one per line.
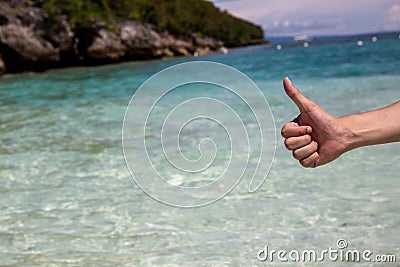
left=293, top=35, right=313, bottom=42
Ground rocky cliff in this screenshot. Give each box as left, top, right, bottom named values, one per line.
left=0, top=0, right=265, bottom=74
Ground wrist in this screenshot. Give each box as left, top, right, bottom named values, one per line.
left=336, top=115, right=369, bottom=152
left=336, top=115, right=362, bottom=152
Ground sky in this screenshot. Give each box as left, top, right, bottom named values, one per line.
left=210, top=0, right=400, bottom=37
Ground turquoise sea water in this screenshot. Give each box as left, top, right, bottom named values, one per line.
left=1, top=34, right=400, bottom=266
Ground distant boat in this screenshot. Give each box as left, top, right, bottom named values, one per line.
left=293, top=35, right=313, bottom=42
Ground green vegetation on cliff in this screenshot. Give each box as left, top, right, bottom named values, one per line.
left=39, top=0, right=264, bottom=46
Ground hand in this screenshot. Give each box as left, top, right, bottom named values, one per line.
left=281, top=122, right=318, bottom=167
left=281, top=77, right=352, bottom=168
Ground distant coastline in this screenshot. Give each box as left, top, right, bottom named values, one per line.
left=266, top=31, right=399, bottom=45
left=0, top=0, right=267, bottom=75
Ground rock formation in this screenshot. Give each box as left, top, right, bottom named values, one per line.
left=0, top=0, right=264, bottom=74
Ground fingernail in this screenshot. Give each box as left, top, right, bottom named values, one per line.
left=306, top=126, right=312, bottom=133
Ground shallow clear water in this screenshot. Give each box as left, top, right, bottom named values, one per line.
left=1, top=35, right=399, bottom=266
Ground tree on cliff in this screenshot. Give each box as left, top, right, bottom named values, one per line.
left=0, top=0, right=265, bottom=73
left=41, top=0, right=264, bottom=46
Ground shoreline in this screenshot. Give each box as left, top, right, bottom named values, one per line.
left=0, top=42, right=270, bottom=78
left=0, top=1, right=266, bottom=76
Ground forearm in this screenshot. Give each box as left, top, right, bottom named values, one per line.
left=338, top=101, right=400, bottom=151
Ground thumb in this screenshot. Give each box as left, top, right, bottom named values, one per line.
left=283, top=77, right=312, bottom=112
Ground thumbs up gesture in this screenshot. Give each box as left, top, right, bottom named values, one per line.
left=281, top=77, right=350, bottom=168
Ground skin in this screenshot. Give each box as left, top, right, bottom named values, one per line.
left=281, top=77, right=400, bottom=168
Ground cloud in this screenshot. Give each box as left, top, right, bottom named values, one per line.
left=211, top=0, right=400, bottom=35
left=264, top=20, right=334, bottom=36
left=389, top=4, right=400, bottom=18
left=382, top=4, right=400, bottom=31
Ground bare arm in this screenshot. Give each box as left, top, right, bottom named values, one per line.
left=339, top=101, right=400, bottom=151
